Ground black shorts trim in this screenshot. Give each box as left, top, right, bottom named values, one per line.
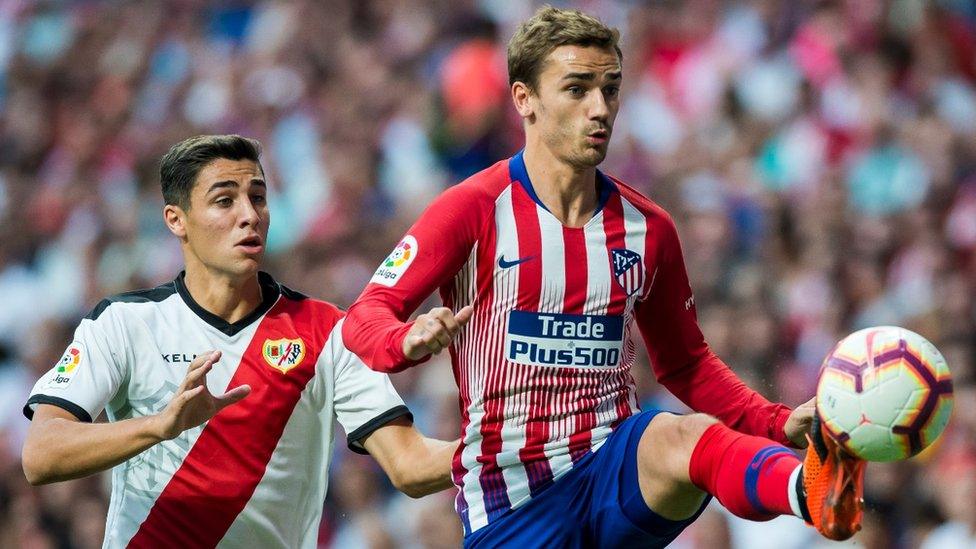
left=346, top=405, right=413, bottom=455
left=23, top=395, right=93, bottom=423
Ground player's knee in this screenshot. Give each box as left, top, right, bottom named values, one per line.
left=640, top=413, right=719, bottom=481
left=676, top=414, right=720, bottom=447
left=666, top=414, right=720, bottom=465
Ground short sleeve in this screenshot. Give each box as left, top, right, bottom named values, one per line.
left=24, top=305, right=128, bottom=422
left=329, top=320, right=411, bottom=454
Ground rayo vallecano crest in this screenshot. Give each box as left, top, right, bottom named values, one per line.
left=262, top=338, right=306, bottom=373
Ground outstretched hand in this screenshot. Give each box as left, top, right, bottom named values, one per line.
left=402, top=306, right=474, bottom=361
left=154, top=351, right=251, bottom=441
left=785, top=396, right=816, bottom=448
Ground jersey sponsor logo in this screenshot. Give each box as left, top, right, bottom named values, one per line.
left=611, top=249, right=644, bottom=297
left=497, top=255, right=535, bottom=269
left=161, top=353, right=197, bottom=364
left=262, top=338, right=306, bottom=373
left=504, top=311, right=623, bottom=368
left=370, top=235, right=417, bottom=287
left=46, top=343, right=83, bottom=389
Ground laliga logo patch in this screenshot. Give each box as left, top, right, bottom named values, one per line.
left=46, top=343, right=83, bottom=389
left=262, top=338, right=306, bottom=374
left=611, top=249, right=644, bottom=297
left=370, top=235, right=418, bottom=287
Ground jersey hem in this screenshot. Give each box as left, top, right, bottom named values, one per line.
left=23, top=394, right=94, bottom=422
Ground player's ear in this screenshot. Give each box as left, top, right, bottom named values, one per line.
left=512, top=81, right=535, bottom=120
left=163, top=203, right=188, bottom=239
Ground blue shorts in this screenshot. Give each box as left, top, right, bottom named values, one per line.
left=464, top=410, right=711, bottom=548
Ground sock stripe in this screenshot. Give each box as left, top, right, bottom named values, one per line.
left=745, top=447, right=796, bottom=515
left=690, top=423, right=802, bottom=521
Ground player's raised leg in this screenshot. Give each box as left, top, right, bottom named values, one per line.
left=635, top=412, right=865, bottom=541
left=636, top=413, right=801, bottom=522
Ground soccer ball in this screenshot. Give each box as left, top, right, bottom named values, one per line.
left=816, top=326, right=954, bottom=462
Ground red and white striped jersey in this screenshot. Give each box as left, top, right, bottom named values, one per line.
left=25, top=272, right=408, bottom=548
left=343, top=151, right=792, bottom=535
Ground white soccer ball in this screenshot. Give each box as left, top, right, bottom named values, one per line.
left=816, top=326, right=954, bottom=462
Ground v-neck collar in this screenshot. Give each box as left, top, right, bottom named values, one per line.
left=508, top=149, right=616, bottom=228
left=175, top=271, right=281, bottom=336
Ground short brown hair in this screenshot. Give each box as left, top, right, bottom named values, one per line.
left=160, top=135, right=263, bottom=210
left=507, top=6, right=622, bottom=91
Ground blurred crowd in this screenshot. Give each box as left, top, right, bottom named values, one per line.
left=0, top=0, right=973, bottom=547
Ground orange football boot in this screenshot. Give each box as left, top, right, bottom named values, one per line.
left=797, top=415, right=867, bottom=541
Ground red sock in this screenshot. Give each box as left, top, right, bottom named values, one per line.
left=688, top=423, right=800, bottom=521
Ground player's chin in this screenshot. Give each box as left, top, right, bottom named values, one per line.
left=230, top=254, right=264, bottom=275
left=576, top=146, right=608, bottom=167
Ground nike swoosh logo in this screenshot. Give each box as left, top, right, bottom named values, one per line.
left=498, top=255, right=535, bottom=269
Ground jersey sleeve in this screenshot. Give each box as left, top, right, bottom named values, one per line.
left=633, top=215, right=794, bottom=445
left=23, top=304, right=129, bottom=423
left=330, top=320, right=412, bottom=454
left=342, top=183, right=485, bottom=372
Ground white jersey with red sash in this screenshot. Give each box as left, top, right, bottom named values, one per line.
left=25, top=272, right=408, bottom=548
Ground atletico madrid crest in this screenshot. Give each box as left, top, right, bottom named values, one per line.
left=611, top=249, right=644, bottom=297
left=262, top=338, right=306, bottom=374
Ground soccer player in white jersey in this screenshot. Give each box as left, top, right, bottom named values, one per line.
left=343, top=7, right=867, bottom=548
left=21, top=135, right=456, bottom=548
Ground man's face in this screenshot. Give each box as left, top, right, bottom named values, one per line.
left=166, top=158, right=269, bottom=278
left=522, top=44, right=621, bottom=168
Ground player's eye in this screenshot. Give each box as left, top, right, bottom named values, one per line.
left=567, top=85, right=584, bottom=97
left=604, top=85, right=620, bottom=98
left=214, top=196, right=233, bottom=207
left=251, top=194, right=267, bottom=205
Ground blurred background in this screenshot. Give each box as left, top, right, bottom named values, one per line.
left=0, top=0, right=973, bottom=547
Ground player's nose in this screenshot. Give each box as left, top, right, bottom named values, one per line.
left=237, top=198, right=262, bottom=228
left=587, top=90, right=610, bottom=121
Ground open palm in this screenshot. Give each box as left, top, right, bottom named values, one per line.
left=157, top=350, right=251, bottom=440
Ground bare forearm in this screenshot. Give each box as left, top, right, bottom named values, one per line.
left=362, top=421, right=458, bottom=498
left=23, top=414, right=164, bottom=485
left=24, top=352, right=248, bottom=486
left=395, top=437, right=457, bottom=497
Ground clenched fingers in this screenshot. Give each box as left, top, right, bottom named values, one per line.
left=403, top=306, right=475, bottom=359
left=421, top=316, right=454, bottom=349
left=429, top=308, right=462, bottom=337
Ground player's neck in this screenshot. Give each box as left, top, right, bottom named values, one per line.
left=182, top=263, right=263, bottom=324
left=522, top=144, right=599, bottom=228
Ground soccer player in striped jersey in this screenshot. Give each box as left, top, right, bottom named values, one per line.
left=344, top=7, right=866, bottom=547
left=21, top=135, right=455, bottom=548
